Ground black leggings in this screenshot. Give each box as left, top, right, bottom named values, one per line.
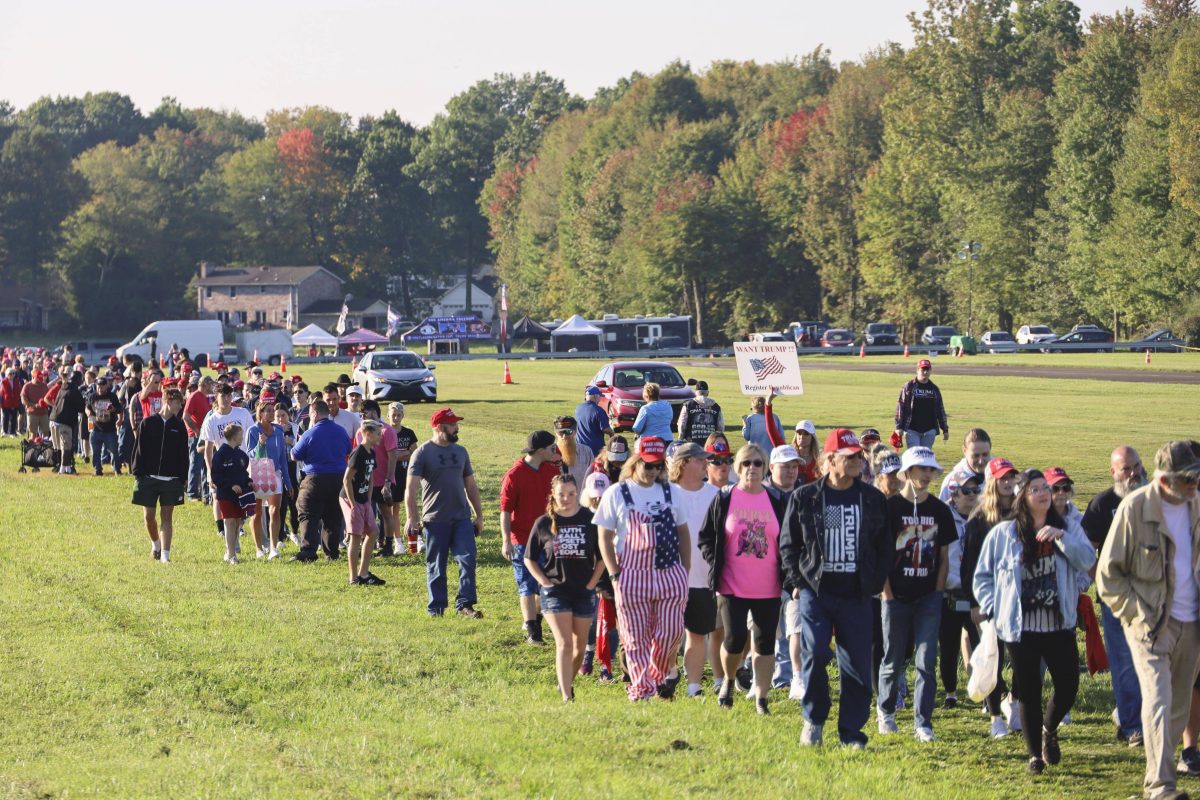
left=938, top=602, right=980, bottom=693
left=717, top=595, right=781, bottom=656
left=1005, top=630, right=1079, bottom=758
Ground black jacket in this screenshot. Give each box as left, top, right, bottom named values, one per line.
left=50, top=380, right=86, bottom=429
left=960, top=512, right=1005, bottom=609
left=698, top=485, right=790, bottom=593
left=131, top=413, right=189, bottom=480
left=779, top=476, right=891, bottom=598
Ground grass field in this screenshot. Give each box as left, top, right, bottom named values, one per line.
left=2, top=357, right=1199, bottom=799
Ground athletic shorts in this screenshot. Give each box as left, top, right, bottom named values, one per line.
left=131, top=476, right=185, bottom=508
left=372, top=485, right=393, bottom=506
left=341, top=497, right=378, bottom=536
left=684, top=587, right=718, bottom=635
left=216, top=499, right=245, bottom=520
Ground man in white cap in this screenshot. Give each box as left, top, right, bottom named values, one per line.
left=877, top=446, right=957, bottom=743
left=766, top=443, right=803, bottom=693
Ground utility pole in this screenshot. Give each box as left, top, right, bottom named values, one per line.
left=957, top=241, right=981, bottom=336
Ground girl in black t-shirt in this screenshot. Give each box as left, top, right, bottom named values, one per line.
left=524, top=475, right=607, bottom=701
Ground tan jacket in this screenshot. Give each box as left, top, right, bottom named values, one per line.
left=1097, top=480, right=1200, bottom=645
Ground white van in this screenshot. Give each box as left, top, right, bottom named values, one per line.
left=117, top=320, right=224, bottom=366
left=749, top=332, right=788, bottom=343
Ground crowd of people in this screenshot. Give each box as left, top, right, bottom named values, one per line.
left=5, top=346, right=1200, bottom=798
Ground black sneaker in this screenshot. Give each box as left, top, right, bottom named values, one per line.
left=661, top=672, right=681, bottom=699
left=525, top=621, right=545, bottom=645
left=756, top=697, right=770, bottom=715
left=428, top=609, right=445, bottom=618
left=350, top=576, right=367, bottom=585
left=1028, top=756, right=1045, bottom=775
left=718, top=685, right=734, bottom=709
left=288, top=555, right=317, bottom=563
left=943, top=694, right=958, bottom=709
left=1178, top=746, right=1200, bottom=775
left=1042, top=726, right=1061, bottom=765
left=458, top=606, right=484, bottom=619
left=735, top=666, right=753, bottom=692
left=151, top=550, right=162, bottom=561
left=363, top=572, right=386, bottom=586
left=380, top=538, right=395, bottom=557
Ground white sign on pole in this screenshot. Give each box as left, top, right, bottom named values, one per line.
left=734, top=342, right=804, bottom=396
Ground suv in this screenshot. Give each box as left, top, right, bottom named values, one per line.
left=863, top=322, right=899, bottom=347
left=921, top=325, right=959, bottom=347
left=352, top=350, right=437, bottom=402
left=589, top=361, right=694, bottom=431
left=1016, top=325, right=1056, bottom=345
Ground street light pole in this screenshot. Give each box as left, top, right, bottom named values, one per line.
left=957, top=241, right=981, bottom=337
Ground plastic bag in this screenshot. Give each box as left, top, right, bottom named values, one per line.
left=967, top=619, right=999, bottom=702
left=250, top=457, right=280, bottom=498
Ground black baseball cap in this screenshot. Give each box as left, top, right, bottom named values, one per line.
left=522, top=430, right=557, bottom=454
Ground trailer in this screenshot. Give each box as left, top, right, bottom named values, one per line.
left=236, top=328, right=293, bottom=365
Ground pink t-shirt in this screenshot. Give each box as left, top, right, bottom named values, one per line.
left=718, top=486, right=781, bottom=598
left=354, top=421, right=399, bottom=488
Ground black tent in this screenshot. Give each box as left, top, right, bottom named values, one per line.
left=511, top=315, right=552, bottom=340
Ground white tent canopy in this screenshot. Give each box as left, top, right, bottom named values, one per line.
left=550, top=314, right=604, bottom=352
left=291, top=323, right=339, bottom=346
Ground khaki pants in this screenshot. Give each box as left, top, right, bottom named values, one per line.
left=1126, top=617, right=1200, bottom=798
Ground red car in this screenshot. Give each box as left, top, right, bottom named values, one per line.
left=588, top=361, right=695, bottom=432
left=820, top=328, right=856, bottom=347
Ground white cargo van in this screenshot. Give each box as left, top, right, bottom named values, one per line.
left=117, top=320, right=224, bottom=366
left=235, top=329, right=294, bottom=365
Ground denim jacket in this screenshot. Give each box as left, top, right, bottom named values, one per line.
left=973, top=517, right=1096, bottom=643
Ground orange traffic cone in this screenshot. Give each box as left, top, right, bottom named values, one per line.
left=253, top=349, right=259, bottom=365
left=903, top=343, right=910, bottom=358
left=957, top=346, right=964, bottom=358
left=859, top=343, right=866, bottom=359
left=502, top=360, right=514, bottom=385
left=1145, top=349, right=1151, bottom=365
left=280, top=353, right=287, bottom=373
left=206, top=353, right=211, bottom=371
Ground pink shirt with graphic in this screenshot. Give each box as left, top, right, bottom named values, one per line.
left=719, top=486, right=781, bottom=598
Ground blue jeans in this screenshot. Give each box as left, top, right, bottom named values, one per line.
left=1101, top=600, right=1143, bottom=736
left=879, top=591, right=943, bottom=730
left=424, top=519, right=477, bottom=613
left=904, top=429, right=938, bottom=448
left=798, top=589, right=874, bottom=745
left=511, top=543, right=540, bottom=597
left=187, top=436, right=209, bottom=500
left=90, top=430, right=120, bottom=473
left=117, top=420, right=134, bottom=467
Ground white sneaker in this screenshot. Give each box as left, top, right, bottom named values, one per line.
left=227, top=555, right=239, bottom=565
left=160, top=552, right=170, bottom=563
left=746, top=682, right=758, bottom=700
left=878, top=711, right=899, bottom=734
left=1112, top=708, right=1120, bottom=726
left=800, top=721, right=823, bottom=746
left=1061, top=712, right=1072, bottom=725
left=1002, top=695, right=1022, bottom=732
left=268, top=548, right=280, bottom=560
left=915, top=727, right=936, bottom=743
left=256, top=547, right=267, bottom=559
left=789, top=678, right=804, bottom=701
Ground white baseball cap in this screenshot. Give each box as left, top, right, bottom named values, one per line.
left=795, top=419, right=816, bottom=435
left=770, top=444, right=802, bottom=465
left=900, top=446, right=942, bottom=473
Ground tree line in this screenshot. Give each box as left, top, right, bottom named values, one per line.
left=2, top=1, right=1199, bottom=343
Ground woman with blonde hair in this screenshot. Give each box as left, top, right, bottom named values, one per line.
left=631, top=382, right=673, bottom=441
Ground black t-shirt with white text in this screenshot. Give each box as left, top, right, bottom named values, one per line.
left=821, top=483, right=863, bottom=597
left=344, top=444, right=376, bottom=504
left=525, top=507, right=601, bottom=591
left=885, top=493, right=958, bottom=602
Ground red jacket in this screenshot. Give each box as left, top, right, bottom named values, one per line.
left=0, top=377, right=22, bottom=409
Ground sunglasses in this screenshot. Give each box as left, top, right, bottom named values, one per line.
left=708, top=457, right=733, bottom=466
left=642, top=462, right=665, bottom=471
left=558, top=429, right=576, bottom=436
left=739, top=459, right=765, bottom=468
left=957, top=485, right=982, bottom=496
left=1051, top=485, right=1073, bottom=494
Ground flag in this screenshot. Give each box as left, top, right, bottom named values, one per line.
left=750, top=356, right=786, bottom=382
left=284, top=304, right=292, bottom=330
left=335, top=299, right=349, bottom=336
left=386, top=304, right=402, bottom=338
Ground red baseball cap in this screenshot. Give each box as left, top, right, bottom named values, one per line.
left=705, top=439, right=731, bottom=456
left=291, top=375, right=303, bottom=383
left=824, top=428, right=863, bottom=455
left=1044, top=466, right=1072, bottom=486
left=637, top=436, right=667, bottom=463
left=430, top=407, right=464, bottom=427
left=988, top=457, right=1017, bottom=480
left=917, top=359, right=932, bottom=369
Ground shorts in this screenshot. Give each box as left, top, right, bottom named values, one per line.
left=341, top=497, right=378, bottom=536
left=131, top=477, right=185, bottom=508
left=783, top=591, right=803, bottom=637
left=372, top=485, right=393, bottom=506
left=511, top=543, right=540, bottom=597
left=217, top=498, right=246, bottom=520
left=541, top=585, right=597, bottom=617
left=684, top=587, right=718, bottom=635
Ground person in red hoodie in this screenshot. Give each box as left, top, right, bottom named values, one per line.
left=0, top=367, right=22, bottom=437
left=500, top=430, right=561, bottom=644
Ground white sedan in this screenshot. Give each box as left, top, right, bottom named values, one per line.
left=980, top=331, right=1018, bottom=353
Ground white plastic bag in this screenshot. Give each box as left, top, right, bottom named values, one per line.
left=967, top=619, right=999, bottom=702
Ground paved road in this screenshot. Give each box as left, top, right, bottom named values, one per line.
left=686, top=359, right=1200, bottom=385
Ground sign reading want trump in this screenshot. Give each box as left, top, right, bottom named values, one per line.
left=734, top=342, right=804, bottom=396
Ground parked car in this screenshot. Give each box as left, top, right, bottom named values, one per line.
left=790, top=320, right=830, bottom=347
left=921, top=325, right=959, bottom=347
left=863, top=322, right=900, bottom=348
left=820, top=328, right=856, bottom=348
left=352, top=349, right=437, bottom=402
left=588, top=361, right=694, bottom=431
left=749, top=332, right=789, bottom=343
left=979, top=330, right=1017, bottom=353
left=1016, top=324, right=1057, bottom=345
left=1128, top=329, right=1186, bottom=353
left=1070, top=324, right=1106, bottom=333
left=1042, top=329, right=1114, bottom=353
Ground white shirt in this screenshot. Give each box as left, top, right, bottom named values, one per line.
left=593, top=479, right=683, bottom=559
left=199, top=406, right=256, bottom=454
left=672, top=482, right=719, bottom=588
left=1162, top=499, right=1199, bottom=623
left=327, top=408, right=361, bottom=440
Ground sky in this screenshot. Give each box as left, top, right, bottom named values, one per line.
left=2, top=0, right=1138, bottom=126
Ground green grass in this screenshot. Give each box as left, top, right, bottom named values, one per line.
left=2, top=357, right=1197, bottom=799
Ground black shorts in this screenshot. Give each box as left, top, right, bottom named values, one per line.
left=372, top=485, right=393, bottom=506
left=131, top=477, right=185, bottom=508
left=684, top=587, right=718, bottom=635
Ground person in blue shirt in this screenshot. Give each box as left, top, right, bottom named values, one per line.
left=631, top=382, right=673, bottom=441
left=247, top=401, right=293, bottom=559
left=574, top=385, right=612, bottom=455
left=290, top=399, right=352, bottom=561
left=741, top=396, right=782, bottom=458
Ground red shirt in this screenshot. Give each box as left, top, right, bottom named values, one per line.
left=499, top=457, right=558, bottom=546
left=183, top=390, right=212, bottom=436
left=140, top=389, right=163, bottom=420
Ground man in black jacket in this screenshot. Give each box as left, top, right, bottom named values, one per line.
left=49, top=370, right=86, bottom=474
left=132, top=388, right=189, bottom=563
left=779, top=428, right=891, bottom=749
